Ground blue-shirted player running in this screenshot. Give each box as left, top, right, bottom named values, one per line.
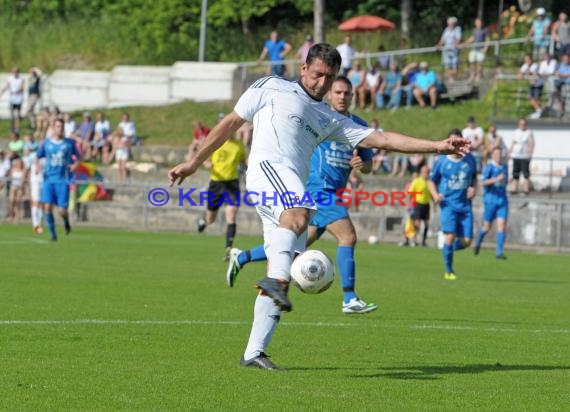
left=474, top=147, right=509, bottom=259
left=36, top=118, right=80, bottom=241
left=226, top=76, right=378, bottom=314
left=428, top=129, right=477, bottom=280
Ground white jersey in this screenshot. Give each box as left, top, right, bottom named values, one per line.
left=511, top=128, right=534, bottom=159
left=234, top=76, right=373, bottom=183
left=8, top=75, right=24, bottom=105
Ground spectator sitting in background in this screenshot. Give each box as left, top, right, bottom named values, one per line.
left=347, top=61, right=367, bottom=110
left=413, top=61, right=438, bottom=109
left=369, top=119, right=391, bottom=174
left=93, top=112, right=111, bottom=161
left=63, top=112, right=76, bottom=139
left=7, top=157, right=26, bottom=223
left=402, top=62, right=420, bottom=109
left=377, top=62, right=402, bottom=111
left=257, top=31, right=292, bottom=77
left=295, top=35, right=314, bottom=63
left=77, top=112, right=95, bottom=159
left=8, top=131, right=24, bottom=159
left=364, top=64, right=381, bottom=111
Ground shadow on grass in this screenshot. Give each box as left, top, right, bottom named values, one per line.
left=350, top=363, right=570, bottom=380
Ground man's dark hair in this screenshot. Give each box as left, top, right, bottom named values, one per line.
left=448, top=128, right=463, bottom=138
left=333, top=75, right=352, bottom=90
left=306, top=43, right=342, bottom=70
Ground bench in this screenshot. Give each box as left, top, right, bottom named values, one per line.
left=439, top=79, right=476, bottom=101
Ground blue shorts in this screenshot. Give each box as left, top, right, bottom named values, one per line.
left=41, top=181, right=70, bottom=209
left=440, top=207, right=473, bottom=239
left=442, top=50, right=459, bottom=69
left=310, top=190, right=349, bottom=238
left=483, top=201, right=509, bottom=223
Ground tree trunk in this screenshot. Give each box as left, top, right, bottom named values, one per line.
left=314, top=0, right=325, bottom=43
left=401, top=0, right=412, bottom=47
left=477, top=0, right=484, bottom=20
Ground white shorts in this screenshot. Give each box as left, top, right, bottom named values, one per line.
left=468, top=50, right=485, bottom=64
left=246, top=161, right=316, bottom=242
left=115, top=148, right=129, bottom=161
left=30, top=179, right=43, bottom=202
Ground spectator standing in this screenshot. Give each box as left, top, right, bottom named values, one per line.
left=553, top=53, right=570, bottom=114
left=1, top=67, right=25, bottom=132
left=257, top=31, right=292, bottom=77
left=553, top=12, right=570, bottom=57
left=437, top=17, right=462, bottom=82
left=408, top=164, right=432, bottom=247
left=118, top=112, right=138, bottom=145
left=26, top=67, right=42, bottom=130
left=463, top=18, right=489, bottom=83
left=527, top=8, right=551, bottom=60
left=461, top=116, right=484, bottom=172
left=519, top=54, right=542, bottom=118
left=484, top=125, right=508, bottom=164
left=509, top=118, right=534, bottom=196
left=7, top=157, right=26, bottom=223
left=295, top=35, right=314, bottom=63
left=337, top=35, right=357, bottom=76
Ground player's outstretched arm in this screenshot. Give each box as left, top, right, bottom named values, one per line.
left=359, top=130, right=471, bottom=156
left=168, top=112, right=245, bottom=186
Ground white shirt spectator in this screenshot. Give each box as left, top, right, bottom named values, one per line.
left=119, top=120, right=136, bottom=138
left=462, top=125, right=484, bottom=150
left=95, top=119, right=111, bottom=137
left=366, top=71, right=381, bottom=89
left=64, top=119, right=76, bottom=139
left=538, top=57, right=558, bottom=91
left=511, top=128, right=534, bottom=159
left=337, top=43, right=357, bottom=72
left=7, top=75, right=24, bottom=105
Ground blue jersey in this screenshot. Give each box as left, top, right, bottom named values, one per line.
left=430, top=154, right=477, bottom=212
left=37, top=137, right=80, bottom=182
left=482, top=161, right=508, bottom=205
left=306, top=114, right=373, bottom=191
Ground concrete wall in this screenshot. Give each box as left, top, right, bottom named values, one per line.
left=0, top=62, right=240, bottom=118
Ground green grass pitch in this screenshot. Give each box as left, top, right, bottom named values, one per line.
left=1, top=225, right=569, bottom=411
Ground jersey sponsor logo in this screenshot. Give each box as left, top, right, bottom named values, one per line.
left=305, top=123, right=318, bottom=138
left=288, top=114, right=305, bottom=128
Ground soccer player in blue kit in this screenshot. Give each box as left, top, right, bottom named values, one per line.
left=428, top=129, right=477, bottom=280
left=226, top=76, right=378, bottom=314
left=36, top=118, right=80, bottom=241
left=474, top=147, right=509, bottom=259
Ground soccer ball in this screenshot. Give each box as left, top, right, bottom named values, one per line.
left=290, top=250, right=335, bottom=294
left=368, top=235, right=379, bottom=245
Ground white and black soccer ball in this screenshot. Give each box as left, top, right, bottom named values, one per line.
left=290, top=250, right=335, bottom=294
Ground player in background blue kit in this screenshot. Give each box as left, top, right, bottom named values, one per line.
left=474, top=147, right=509, bottom=259
left=428, top=129, right=477, bottom=280
left=226, top=76, right=378, bottom=314
left=36, top=118, right=80, bottom=241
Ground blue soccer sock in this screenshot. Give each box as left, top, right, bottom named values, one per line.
left=238, top=245, right=267, bottom=267
left=496, top=231, right=506, bottom=256
left=337, top=246, right=357, bottom=303
left=476, top=228, right=488, bottom=248
left=443, top=243, right=454, bottom=273
left=453, top=238, right=465, bottom=251
left=46, top=212, right=56, bottom=240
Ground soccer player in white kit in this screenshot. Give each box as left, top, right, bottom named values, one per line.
left=169, top=44, right=470, bottom=370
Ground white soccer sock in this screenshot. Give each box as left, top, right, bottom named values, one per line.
left=37, top=207, right=43, bottom=226
left=31, top=206, right=38, bottom=227
left=265, top=227, right=297, bottom=281
left=243, top=294, right=281, bottom=360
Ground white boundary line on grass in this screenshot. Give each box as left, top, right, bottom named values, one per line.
left=0, top=319, right=568, bottom=334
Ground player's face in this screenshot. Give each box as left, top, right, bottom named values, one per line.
left=53, top=121, right=64, bottom=139
left=327, top=81, right=352, bottom=114
left=301, top=58, right=339, bottom=100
